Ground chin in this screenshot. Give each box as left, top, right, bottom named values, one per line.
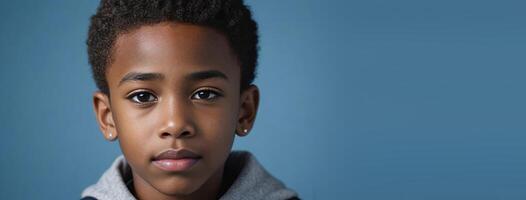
left=153, top=177, right=204, bottom=196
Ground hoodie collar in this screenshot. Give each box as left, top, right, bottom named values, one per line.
left=82, top=151, right=298, bottom=200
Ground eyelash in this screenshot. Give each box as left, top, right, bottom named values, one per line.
left=126, top=90, right=157, bottom=105
left=192, top=89, right=223, bottom=101
left=126, top=89, right=223, bottom=105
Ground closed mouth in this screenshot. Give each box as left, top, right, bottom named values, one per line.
left=152, top=148, right=202, bottom=172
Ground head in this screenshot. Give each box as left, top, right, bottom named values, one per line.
left=88, top=0, right=259, bottom=198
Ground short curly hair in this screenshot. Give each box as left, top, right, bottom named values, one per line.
left=87, top=0, right=259, bottom=95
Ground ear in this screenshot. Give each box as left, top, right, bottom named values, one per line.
left=236, top=85, right=260, bottom=137
left=93, top=91, right=118, bottom=141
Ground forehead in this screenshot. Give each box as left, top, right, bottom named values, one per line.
left=106, top=22, right=240, bottom=87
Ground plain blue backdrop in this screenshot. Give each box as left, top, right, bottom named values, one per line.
left=1, top=0, right=525, bottom=199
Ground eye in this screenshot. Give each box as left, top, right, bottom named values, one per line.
left=192, top=89, right=221, bottom=100
left=128, top=91, right=157, bottom=104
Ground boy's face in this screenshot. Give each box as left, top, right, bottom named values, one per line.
left=92, top=22, right=259, bottom=198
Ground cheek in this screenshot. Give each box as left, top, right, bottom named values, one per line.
left=196, top=105, right=237, bottom=144
left=194, top=102, right=238, bottom=159
left=112, top=105, right=156, bottom=166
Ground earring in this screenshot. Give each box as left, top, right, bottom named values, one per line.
left=108, top=132, right=113, bottom=139
left=237, top=128, right=249, bottom=135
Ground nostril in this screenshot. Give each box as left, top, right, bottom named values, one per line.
left=160, top=132, right=171, bottom=138
left=179, top=131, right=191, bottom=137
left=160, top=131, right=192, bottom=138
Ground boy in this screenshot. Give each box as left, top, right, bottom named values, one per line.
left=81, top=0, right=299, bottom=199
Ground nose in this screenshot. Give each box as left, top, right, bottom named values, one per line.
left=157, top=96, right=196, bottom=139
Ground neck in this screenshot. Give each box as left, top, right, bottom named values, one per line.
left=132, top=166, right=225, bottom=200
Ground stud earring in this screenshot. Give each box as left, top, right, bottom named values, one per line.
left=243, top=129, right=248, bottom=133
left=108, top=132, right=113, bottom=139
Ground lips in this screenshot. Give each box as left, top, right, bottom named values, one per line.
left=152, top=149, right=202, bottom=172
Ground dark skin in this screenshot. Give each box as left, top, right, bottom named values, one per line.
left=93, top=22, right=259, bottom=200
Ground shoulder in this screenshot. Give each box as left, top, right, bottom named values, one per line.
left=81, top=155, right=135, bottom=200
left=220, top=151, right=300, bottom=200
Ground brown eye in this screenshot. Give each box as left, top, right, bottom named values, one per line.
left=129, top=91, right=157, bottom=103
left=192, top=89, right=221, bottom=100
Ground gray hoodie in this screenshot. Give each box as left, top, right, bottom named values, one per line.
left=81, top=151, right=299, bottom=200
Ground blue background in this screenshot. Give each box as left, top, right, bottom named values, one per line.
left=1, top=0, right=525, bottom=199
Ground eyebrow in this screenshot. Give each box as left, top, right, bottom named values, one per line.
left=186, top=70, right=229, bottom=82
left=118, top=70, right=228, bottom=86
left=119, top=72, right=165, bottom=86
